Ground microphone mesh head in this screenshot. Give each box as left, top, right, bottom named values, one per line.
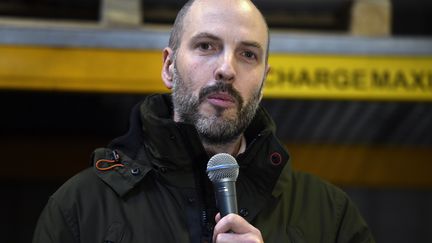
left=206, top=153, right=239, bottom=182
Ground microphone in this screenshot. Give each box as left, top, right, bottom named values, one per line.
left=206, top=153, right=239, bottom=217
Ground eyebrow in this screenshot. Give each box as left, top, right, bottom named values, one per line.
left=240, top=41, right=264, bottom=52
left=190, top=32, right=221, bottom=43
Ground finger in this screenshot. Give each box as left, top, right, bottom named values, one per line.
left=215, top=232, right=262, bottom=243
left=215, top=212, right=221, bottom=223
left=213, top=213, right=256, bottom=235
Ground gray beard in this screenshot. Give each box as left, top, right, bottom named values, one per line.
left=171, top=65, right=262, bottom=145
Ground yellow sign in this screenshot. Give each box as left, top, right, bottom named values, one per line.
left=0, top=46, right=167, bottom=93
left=265, top=54, right=432, bottom=100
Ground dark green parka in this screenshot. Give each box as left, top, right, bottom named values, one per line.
left=33, top=94, right=374, bottom=243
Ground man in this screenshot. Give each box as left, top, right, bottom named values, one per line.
left=33, top=0, right=375, bottom=242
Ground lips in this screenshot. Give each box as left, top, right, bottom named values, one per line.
left=206, top=92, right=236, bottom=108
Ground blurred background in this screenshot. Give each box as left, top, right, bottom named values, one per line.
left=0, top=0, right=431, bottom=242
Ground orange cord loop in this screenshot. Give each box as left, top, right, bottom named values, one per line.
left=95, top=159, right=124, bottom=171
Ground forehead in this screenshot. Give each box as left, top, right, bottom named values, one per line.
left=181, top=0, right=268, bottom=48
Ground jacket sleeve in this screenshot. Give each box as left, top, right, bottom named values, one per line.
left=336, top=195, right=375, bottom=243
left=32, top=197, right=78, bottom=243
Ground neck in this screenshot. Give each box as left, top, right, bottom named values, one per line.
left=203, top=135, right=244, bottom=157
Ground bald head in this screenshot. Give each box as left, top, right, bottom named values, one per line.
left=168, top=0, right=270, bottom=61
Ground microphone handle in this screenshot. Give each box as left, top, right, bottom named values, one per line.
left=214, top=180, right=238, bottom=217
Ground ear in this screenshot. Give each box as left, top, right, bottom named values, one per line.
left=161, top=47, right=175, bottom=89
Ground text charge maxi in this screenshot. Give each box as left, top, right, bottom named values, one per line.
left=264, top=54, right=432, bottom=101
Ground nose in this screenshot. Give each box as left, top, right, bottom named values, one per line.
left=214, top=51, right=236, bottom=82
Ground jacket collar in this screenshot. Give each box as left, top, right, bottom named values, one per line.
left=96, top=94, right=292, bottom=214
left=138, top=94, right=208, bottom=170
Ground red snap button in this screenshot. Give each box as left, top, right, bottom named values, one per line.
left=270, top=152, right=282, bottom=166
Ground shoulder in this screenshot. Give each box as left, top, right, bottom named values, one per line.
left=54, top=167, right=101, bottom=194
left=33, top=168, right=107, bottom=242
left=292, top=170, right=349, bottom=203
left=51, top=167, right=112, bottom=209
left=290, top=170, right=352, bottom=222
left=289, top=171, right=374, bottom=242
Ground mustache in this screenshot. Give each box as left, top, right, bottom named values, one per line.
left=198, top=82, right=244, bottom=107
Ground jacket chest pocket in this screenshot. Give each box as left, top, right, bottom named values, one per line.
left=103, top=222, right=125, bottom=243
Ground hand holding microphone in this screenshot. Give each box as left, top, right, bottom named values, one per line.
left=207, top=153, right=263, bottom=243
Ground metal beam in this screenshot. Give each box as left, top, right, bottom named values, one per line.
left=1, top=22, right=432, bottom=55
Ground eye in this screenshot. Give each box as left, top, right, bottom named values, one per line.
left=198, top=42, right=212, bottom=51
left=241, top=50, right=257, bottom=60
